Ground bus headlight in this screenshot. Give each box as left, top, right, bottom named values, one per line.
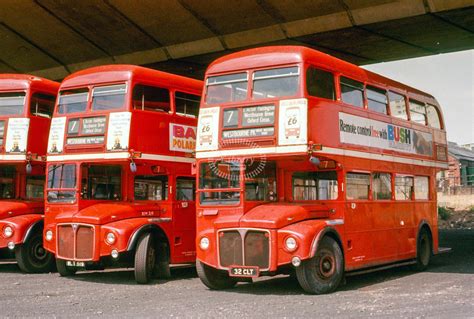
left=285, top=236, right=298, bottom=252
left=106, top=232, right=116, bottom=245
left=199, top=237, right=210, bottom=250
left=3, top=226, right=14, bottom=238
left=45, top=230, right=53, bottom=242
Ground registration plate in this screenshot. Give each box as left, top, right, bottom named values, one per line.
left=229, top=266, right=259, bottom=278
left=66, top=261, right=85, bottom=267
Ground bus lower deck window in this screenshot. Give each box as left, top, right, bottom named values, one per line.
left=346, top=173, right=370, bottom=200
left=395, top=176, right=414, bottom=200
left=372, top=172, right=392, bottom=200
left=134, top=176, right=168, bottom=201
left=292, top=171, right=338, bottom=201
left=414, top=176, right=429, bottom=200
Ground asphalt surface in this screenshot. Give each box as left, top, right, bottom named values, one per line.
left=0, top=229, right=472, bottom=318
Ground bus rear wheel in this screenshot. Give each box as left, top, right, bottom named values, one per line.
left=134, top=233, right=156, bottom=284
left=296, top=236, right=343, bottom=294
left=15, top=232, right=54, bottom=273
left=196, top=260, right=237, bottom=290
left=56, top=259, right=77, bottom=276
left=414, top=228, right=431, bottom=271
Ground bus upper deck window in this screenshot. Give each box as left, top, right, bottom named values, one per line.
left=175, top=92, right=201, bottom=117
left=133, top=85, right=170, bottom=113
left=366, top=86, right=388, bottom=115
left=206, top=73, right=248, bottom=104
left=340, top=77, right=364, bottom=107
left=30, top=93, right=55, bottom=118
left=426, top=104, right=441, bottom=129
left=252, top=66, right=299, bottom=100
left=306, top=67, right=335, bottom=100
left=92, top=84, right=127, bottom=111
left=58, top=89, right=88, bottom=114
left=0, top=92, right=26, bottom=116
left=388, top=91, right=408, bottom=120
left=409, top=100, right=427, bottom=125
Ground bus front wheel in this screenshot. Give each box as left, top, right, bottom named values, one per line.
left=56, top=259, right=77, bottom=277
left=196, top=260, right=237, bottom=290
left=134, top=233, right=156, bottom=284
left=15, top=232, right=54, bottom=273
left=413, top=228, right=431, bottom=271
left=296, top=236, right=343, bottom=294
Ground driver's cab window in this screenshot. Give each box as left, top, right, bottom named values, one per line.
left=134, top=175, right=168, bottom=201
left=245, top=161, right=276, bottom=201
left=26, top=175, right=45, bottom=199
left=0, top=165, right=16, bottom=199
left=81, top=165, right=121, bottom=200
left=176, top=177, right=195, bottom=201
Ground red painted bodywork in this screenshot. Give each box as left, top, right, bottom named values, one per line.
left=195, top=46, right=447, bottom=275
left=0, top=75, right=58, bottom=251
left=43, top=65, right=202, bottom=265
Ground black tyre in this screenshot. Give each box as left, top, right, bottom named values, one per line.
left=134, top=233, right=156, bottom=284
left=15, top=232, right=54, bottom=273
left=196, top=260, right=237, bottom=290
left=296, top=236, right=344, bottom=294
left=56, top=259, right=77, bottom=277
left=414, top=228, right=431, bottom=271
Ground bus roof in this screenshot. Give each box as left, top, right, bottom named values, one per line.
left=0, top=74, right=59, bottom=92
left=206, top=46, right=438, bottom=104
left=60, top=64, right=203, bottom=93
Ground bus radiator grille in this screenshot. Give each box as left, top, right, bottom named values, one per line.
left=219, top=229, right=270, bottom=269
left=244, top=231, right=269, bottom=269
left=57, top=224, right=94, bottom=260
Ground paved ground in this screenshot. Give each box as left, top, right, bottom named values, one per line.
left=0, top=229, right=473, bottom=318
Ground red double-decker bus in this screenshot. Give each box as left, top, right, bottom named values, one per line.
left=43, top=65, right=202, bottom=283
left=0, top=74, right=58, bottom=272
left=195, top=46, right=448, bottom=294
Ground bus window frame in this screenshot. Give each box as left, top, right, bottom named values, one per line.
left=365, top=85, right=389, bottom=115
left=55, top=81, right=130, bottom=116
left=131, top=82, right=173, bottom=114
left=205, top=71, right=250, bottom=106
left=290, top=169, right=340, bottom=202
left=394, top=174, right=415, bottom=201
left=251, top=65, right=301, bottom=101
left=414, top=175, right=430, bottom=201
left=0, top=90, right=28, bottom=117
left=345, top=171, right=371, bottom=201
left=339, top=75, right=365, bottom=108
left=371, top=172, right=393, bottom=201
left=304, top=65, right=337, bottom=101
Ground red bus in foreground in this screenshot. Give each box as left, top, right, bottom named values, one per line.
left=0, top=74, right=58, bottom=272
left=43, top=65, right=201, bottom=283
left=195, top=46, right=448, bottom=294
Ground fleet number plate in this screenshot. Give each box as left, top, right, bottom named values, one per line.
left=66, top=261, right=85, bottom=267
left=229, top=266, right=259, bottom=277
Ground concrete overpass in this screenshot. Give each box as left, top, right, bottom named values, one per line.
left=1, top=0, right=473, bottom=80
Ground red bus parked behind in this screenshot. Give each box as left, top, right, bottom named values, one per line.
left=0, top=74, right=58, bottom=272
left=195, top=46, right=448, bottom=294
left=43, top=65, right=201, bottom=283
